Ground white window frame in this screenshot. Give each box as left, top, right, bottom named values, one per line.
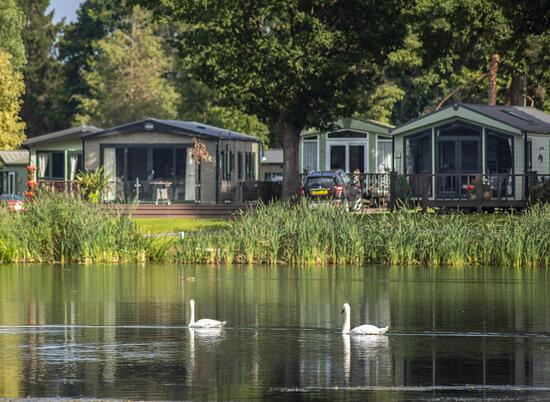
left=326, top=138, right=369, bottom=173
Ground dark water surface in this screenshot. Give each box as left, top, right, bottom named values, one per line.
left=0, top=264, right=549, bottom=400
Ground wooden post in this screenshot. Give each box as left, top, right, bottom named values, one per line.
left=475, top=174, right=483, bottom=212
left=420, top=175, right=429, bottom=213
left=526, top=171, right=538, bottom=205
left=389, top=171, right=397, bottom=211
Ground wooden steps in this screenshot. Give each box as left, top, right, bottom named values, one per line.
left=106, top=203, right=251, bottom=219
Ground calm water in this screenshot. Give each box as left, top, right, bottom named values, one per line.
left=1, top=265, right=550, bottom=400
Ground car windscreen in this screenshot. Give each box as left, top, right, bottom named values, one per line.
left=305, top=176, right=336, bottom=187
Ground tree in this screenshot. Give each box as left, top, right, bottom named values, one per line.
left=0, top=0, right=26, bottom=70
left=57, top=0, right=130, bottom=125
left=175, top=70, right=270, bottom=144
left=0, top=50, right=25, bottom=149
left=132, top=0, right=406, bottom=199
left=17, top=0, right=64, bottom=137
left=76, top=6, right=179, bottom=126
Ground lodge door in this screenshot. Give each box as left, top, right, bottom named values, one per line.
left=437, top=138, right=481, bottom=198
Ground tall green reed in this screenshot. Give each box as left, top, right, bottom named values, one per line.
left=0, top=192, right=162, bottom=264
left=174, top=202, right=550, bottom=267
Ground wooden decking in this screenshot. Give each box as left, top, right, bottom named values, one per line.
left=107, top=203, right=251, bottom=219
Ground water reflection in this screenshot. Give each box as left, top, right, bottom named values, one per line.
left=0, top=264, right=549, bottom=400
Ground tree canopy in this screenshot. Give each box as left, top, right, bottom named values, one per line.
left=17, top=0, right=63, bottom=137
left=0, top=0, right=26, bottom=70
left=0, top=50, right=25, bottom=149
left=75, top=6, right=179, bottom=126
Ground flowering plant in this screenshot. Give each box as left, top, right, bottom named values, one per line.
left=26, top=165, right=36, bottom=174
left=190, top=138, right=212, bottom=164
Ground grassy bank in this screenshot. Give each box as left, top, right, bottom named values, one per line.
left=0, top=193, right=163, bottom=264
left=133, top=218, right=226, bottom=234
left=174, top=202, right=550, bottom=267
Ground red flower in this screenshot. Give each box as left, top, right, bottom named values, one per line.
left=466, top=184, right=474, bottom=191
left=26, top=165, right=37, bottom=173
left=25, top=191, right=34, bottom=199
left=27, top=180, right=37, bottom=189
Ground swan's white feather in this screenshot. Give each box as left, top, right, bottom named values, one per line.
left=350, top=324, right=388, bottom=335
left=189, top=318, right=226, bottom=328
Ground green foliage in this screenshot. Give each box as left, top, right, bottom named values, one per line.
left=0, top=50, right=26, bottom=149
left=57, top=0, right=130, bottom=124
left=17, top=0, right=64, bottom=137
left=0, top=0, right=26, bottom=70
left=75, top=6, right=179, bottom=126
left=0, top=192, right=161, bottom=263
left=174, top=203, right=550, bottom=267
left=76, top=167, right=111, bottom=204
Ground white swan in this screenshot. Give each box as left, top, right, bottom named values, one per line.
left=188, top=299, right=227, bottom=328
left=341, top=303, right=389, bottom=335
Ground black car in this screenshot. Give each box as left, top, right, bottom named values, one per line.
left=301, top=170, right=362, bottom=211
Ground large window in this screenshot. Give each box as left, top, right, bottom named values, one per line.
left=37, top=151, right=65, bottom=179
left=302, top=141, right=318, bottom=173
left=245, top=152, right=256, bottom=180
left=405, top=131, right=432, bottom=174
left=102, top=145, right=191, bottom=203
left=377, top=140, right=392, bottom=172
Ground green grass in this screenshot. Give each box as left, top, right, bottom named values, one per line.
left=133, top=218, right=227, bottom=234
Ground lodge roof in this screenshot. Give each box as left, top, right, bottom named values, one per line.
left=0, top=150, right=29, bottom=166
left=83, top=118, right=261, bottom=143
left=461, top=104, right=550, bottom=134
left=23, top=126, right=102, bottom=146
left=393, top=104, right=550, bottom=134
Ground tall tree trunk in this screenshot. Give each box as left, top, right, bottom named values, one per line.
left=487, top=53, right=500, bottom=105
left=510, top=74, right=527, bottom=106
left=280, top=116, right=301, bottom=201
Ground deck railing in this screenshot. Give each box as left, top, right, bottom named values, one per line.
left=387, top=172, right=547, bottom=210
left=38, top=179, right=79, bottom=194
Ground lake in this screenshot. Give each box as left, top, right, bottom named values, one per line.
left=0, top=264, right=549, bottom=400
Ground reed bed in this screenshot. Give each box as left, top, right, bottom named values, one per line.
left=0, top=193, right=164, bottom=264
left=174, top=202, right=550, bottom=267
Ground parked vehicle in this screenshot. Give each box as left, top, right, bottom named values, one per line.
left=0, top=194, right=25, bottom=212
left=301, top=170, right=362, bottom=211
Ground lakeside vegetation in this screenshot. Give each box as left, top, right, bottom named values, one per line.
left=175, top=202, right=550, bottom=268
left=0, top=193, right=164, bottom=264
left=3, top=193, right=550, bottom=267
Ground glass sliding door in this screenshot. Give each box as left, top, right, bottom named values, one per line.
left=437, top=139, right=457, bottom=197
left=328, top=142, right=368, bottom=173
left=349, top=145, right=365, bottom=173
left=487, top=131, right=514, bottom=198
left=102, top=145, right=192, bottom=203
left=435, top=123, right=481, bottom=199
left=330, top=145, right=346, bottom=171
left=405, top=131, right=433, bottom=198
left=126, top=148, right=148, bottom=201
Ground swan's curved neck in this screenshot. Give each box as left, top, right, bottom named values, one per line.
left=342, top=308, right=350, bottom=334
left=189, top=302, right=195, bottom=326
